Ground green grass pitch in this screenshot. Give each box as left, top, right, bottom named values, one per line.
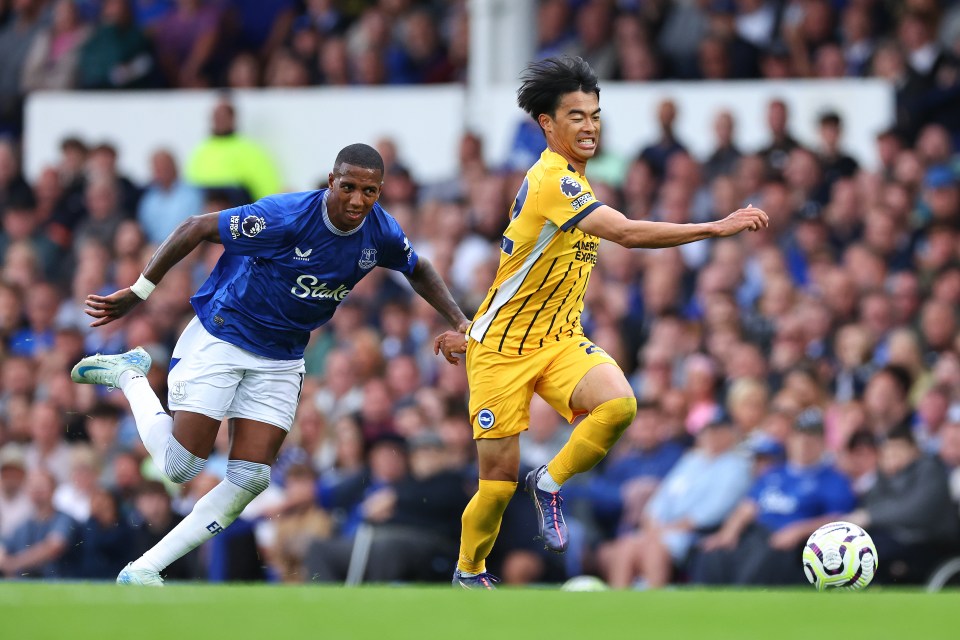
left=2, top=583, right=959, bottom=640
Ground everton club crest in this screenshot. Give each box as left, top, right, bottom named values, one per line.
left=358, top=247, right=377, bottom=270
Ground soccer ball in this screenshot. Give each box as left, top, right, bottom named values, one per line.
left=560, top=575, right=609, bottom=592
left=802, top=521, right=878, bottom=591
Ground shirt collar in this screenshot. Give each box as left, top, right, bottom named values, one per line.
left=321, top=189, right=365, bottom=236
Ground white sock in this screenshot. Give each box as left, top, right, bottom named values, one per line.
left=120, top=372, right=172, bottom=464
left=536, top=467, right=562, bottom=493
left=131, top=479, right=256, bottom=573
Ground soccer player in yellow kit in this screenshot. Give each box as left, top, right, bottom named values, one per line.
left=435, top=56, right=768, bottom=589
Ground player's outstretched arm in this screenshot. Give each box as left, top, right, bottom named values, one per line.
left=406, top=257, right=470, bottom=332
left=406, top=257, right=470, bottom=365
left=85, top=213, right=221, bottom=327
left=576, top=204, right=768, bottom=249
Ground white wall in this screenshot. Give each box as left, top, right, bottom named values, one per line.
left=24, top=79, right=893, bottom=191
left=24, top=87, right=466, bottom=190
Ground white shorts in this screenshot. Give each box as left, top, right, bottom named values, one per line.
left=167, top=317, right=306, bottom=432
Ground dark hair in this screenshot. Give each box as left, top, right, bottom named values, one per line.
left=517, top=56, right=600, bottom=127
left=885, top=426, right=917, bottom=447
left=877, top=364, right=913, bottom=399
left=334, top=143, right=384, bottom=175
left=846, top=430, right=878, bottom=452
left=136, top=480, right=169, bottom=499
left=88, top=401, right=123, bottom=421
left=819, top=111, right=842, bottom=127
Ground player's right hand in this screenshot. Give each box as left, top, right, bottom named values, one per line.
left=84, top=288, right=143, bottom=327
left=715, top=205, right=769, bottom=237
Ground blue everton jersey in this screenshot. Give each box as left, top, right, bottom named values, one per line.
left=191, top=189, right=418, bottom=359
left=750, top=463, right=855, bottom=533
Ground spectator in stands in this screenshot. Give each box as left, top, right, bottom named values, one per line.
left=836, top=429, right=879, bottom=497
left=260, top=463, right=333, bottom=583
left=20, top=0, right=91, bottom=92
left=639, top=99, right=686, bottom=179
left=565, top=400, right=684, bottom=539
left=77, top=487, right=135, bottom=578
left=816, top=112, right=859, bottom=190
left=137, top=149, right=203, bottom=245
left=845, top=427, right=959, bottom=583
left=24, top=401, right=71, bottom=484
left=760, top=99, right=801, bottom=174
left=863, top=365, right=916, bottom=438
left=150, top=0, right=222, bottom=88
left=939, top=420, right=960, bottom=508
left=185, top=96, right=281, bottom=202
left=78, top=0, right=158, bottom=89
left=0, top=0, right=46, bottom=132
left=601, top=417, right=750, bottom=589
left=52, top=445, right=98, bottom=523
left=691, top=408, right=856, bottom=585
left=0, top=138, right=32, bottom=212
left=130, top=480, right=201, bottom=580
left=0, top=469, right=78, bottom=578
left=704, top=110, right=742, bottom=181
left=0, top=192, right=60, bottom=282
left=0, top=444, right=31, bottom=541
left=566, top=0, right=616, bottom=81
left=223, top=0, right=296, bottom=62
left=386, top=9, right=453, bottom=84
left=307, top=432, right=469, bottom=583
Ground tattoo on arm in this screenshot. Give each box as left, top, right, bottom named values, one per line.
left=142, top=214, right=220, bottom=284
left=406, top=258, right=469, bottom=331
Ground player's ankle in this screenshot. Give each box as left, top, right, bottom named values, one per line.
left=537, top=467, right=562, bottom=493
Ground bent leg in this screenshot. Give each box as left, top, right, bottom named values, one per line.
left=131, top=418, right=285, bottom=575
left=544, top=363, right=636, bottom=486
left=122, top=359, right=218, bottom=483
left=457, top=436, right=520, bottom=574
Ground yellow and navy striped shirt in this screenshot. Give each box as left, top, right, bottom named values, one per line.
left=468, top=148, right=604, bottom=354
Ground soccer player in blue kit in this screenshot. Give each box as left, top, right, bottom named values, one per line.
left=71, top=143, right=470, bottom=585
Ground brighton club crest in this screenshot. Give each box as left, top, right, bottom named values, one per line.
left=358, top=247, right=377, bottom=270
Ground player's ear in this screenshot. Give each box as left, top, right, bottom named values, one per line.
left=538, top=113, right=553, bottom=134
left=327, top=172, right=336, bottom=189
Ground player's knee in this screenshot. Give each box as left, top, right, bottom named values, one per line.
left=163, top=436, right=207, bottom=484
left=596, top=396, right=637, bottom=430
left=225, top=459, right=271, bottom=496
left=593, top=396, right=637, bottom=447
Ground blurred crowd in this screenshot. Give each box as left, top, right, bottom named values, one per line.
left=0, top=0, right=959, bottom=589
left=3, top=0, right=960, bottom=139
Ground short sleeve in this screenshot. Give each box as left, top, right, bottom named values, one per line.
left=536, top=169, right=604, bottom=231
left=218, top=195, right=291, bottom=258
left=376, top=214, right=418, bottom=276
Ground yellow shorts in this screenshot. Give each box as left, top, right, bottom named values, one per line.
left=465, top=335, right=620, bottom=439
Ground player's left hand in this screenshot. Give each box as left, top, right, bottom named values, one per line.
left=434, top=330, right=468, bottom=365
left=84, top=288, right=143, bottom=327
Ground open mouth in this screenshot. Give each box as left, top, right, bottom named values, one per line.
left=576, top=137, right=596, bottom=151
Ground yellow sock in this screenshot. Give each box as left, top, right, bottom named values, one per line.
left=457, top=479, right=517, bottom=574
left=547, top=396, right=637, bottom=485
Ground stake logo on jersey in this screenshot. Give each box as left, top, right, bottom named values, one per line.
left=560, top=175, right=583, bottom=198
left=242, top=215, right=266, bottom=238
left=358, top=247, right=377, bottom=270
left=196, top=189, right=419, bottom=360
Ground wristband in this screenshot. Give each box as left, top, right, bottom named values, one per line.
left=130, top=274, right=156, bottom=300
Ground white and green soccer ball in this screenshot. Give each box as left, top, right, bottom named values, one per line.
left=561, top=575, right=609, bottom=592
left=802, top=521, right=878, bottom=591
